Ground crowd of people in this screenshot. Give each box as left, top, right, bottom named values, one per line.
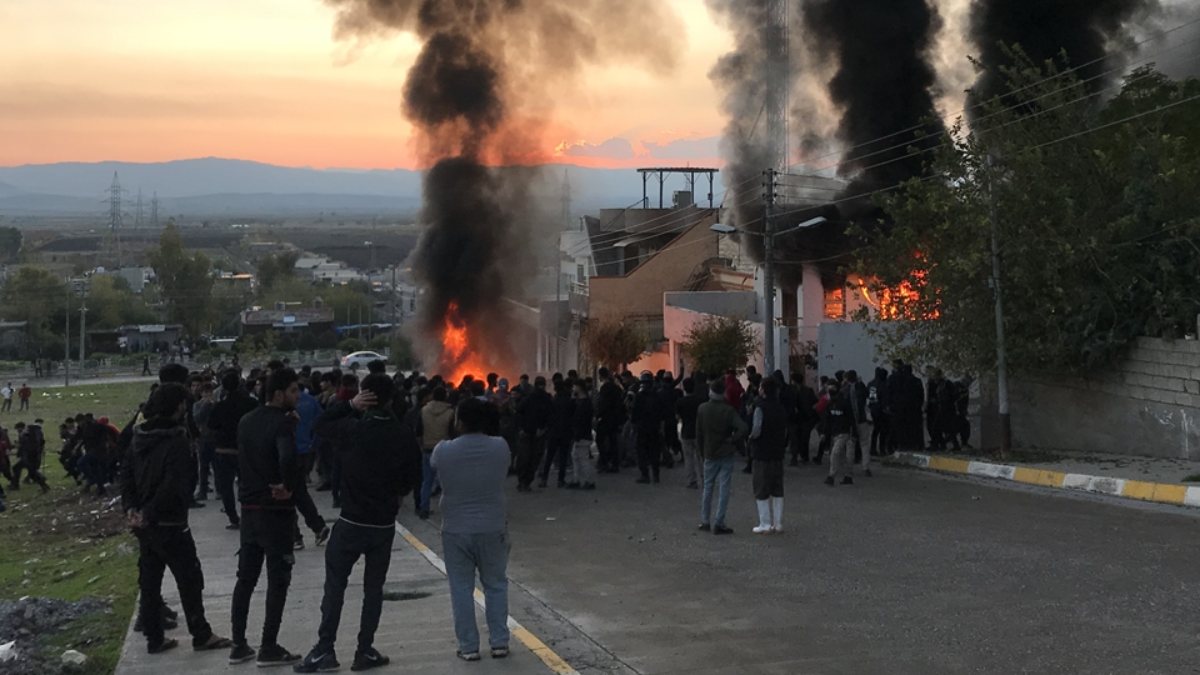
left=0, top=353, right=973, bottom=668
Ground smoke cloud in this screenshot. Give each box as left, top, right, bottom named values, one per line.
left=804, top=0, right=947, bottom=198
left=969, top=0, right=1160, bottom=110
left=325, top=0, right=683, bottom=374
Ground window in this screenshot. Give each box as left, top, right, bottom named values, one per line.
left=823, top=286, right=845, bottom=320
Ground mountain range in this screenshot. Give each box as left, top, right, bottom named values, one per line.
left=0, top=158, right=726, bottom=219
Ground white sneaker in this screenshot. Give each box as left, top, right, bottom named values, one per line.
left=752, top=524, right=773, bottom=534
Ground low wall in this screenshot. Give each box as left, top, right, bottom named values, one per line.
left=1010, top=337, right=1200, bottom=459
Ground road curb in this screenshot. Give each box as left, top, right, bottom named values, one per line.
left=887, top=452, right=1200, bottom=508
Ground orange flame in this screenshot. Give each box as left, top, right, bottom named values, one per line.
left=441, top=302, right=489, bottom=385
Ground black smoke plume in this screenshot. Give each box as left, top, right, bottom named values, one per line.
left=326, top=0, right=682, bottom=374
left=969, top=0, right=1158, bottom=111
left=804, top=0, right=946, bottom=200
left=708, top=0, right=946, bottom=286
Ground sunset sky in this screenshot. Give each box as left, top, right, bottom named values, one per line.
left=0, top=0, right=733, bottom=170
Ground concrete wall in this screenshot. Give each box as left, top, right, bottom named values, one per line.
left=1010, top=337, right=1200, bottom=459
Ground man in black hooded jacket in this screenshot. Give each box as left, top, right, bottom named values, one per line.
left=294, top=373, right=422, bottom=672
left=121, top=382, right=231, bottom=655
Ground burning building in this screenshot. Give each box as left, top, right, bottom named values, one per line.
left=325, top=0, right=685, bottom=380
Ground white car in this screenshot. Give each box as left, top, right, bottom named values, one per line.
left=340, top=351, right=386, bottom=370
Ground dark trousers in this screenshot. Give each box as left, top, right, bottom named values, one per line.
left=196, top=440, right=215, bottom=497
left=871, top=414, right=892, bottom=455
left=136, top=525, right=213, bottom=648
left=78, top=453, right=106, bottom=490
left=292, top=461, right=326, bottom=541
left=515, top=432, right=544, bottom=488
left=636, top=429, right=661, bottom=480
left=315, top=520, right=395, bottom=654
left=788, top=422, right=813, bottom=462
left=538, top=437, right=570, bottom=484
left=595, top=426, right=620, bottom=472
left=213, top=452, right=240, bottom=525
left=11, top=457, right=48, bottom=489
left=232, top=509, right=296, bottom=647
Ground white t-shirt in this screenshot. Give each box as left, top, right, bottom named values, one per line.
left=0, top=387, right=12, bottom=400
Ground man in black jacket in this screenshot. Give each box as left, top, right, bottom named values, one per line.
left=593, top=368, right=625, bottom=473
left=537, top=380, right=574, bottom=488
left=229, top=368, right=303, bottom=667
left=514, top=376, right=552, bottom=492
left=208, top=369, right=258, bottom=529
left=294, top=373, right=422, bottom=673
left=631, top=373, right=664, bottom=485
left=121, top=383, right=232, bottom=655
left=676, top=378, right=705, bottom=488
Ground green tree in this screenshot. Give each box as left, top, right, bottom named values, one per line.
left=682, top=316, right=758, bottom=376
left=85, top=275, right=158, bottom=329
left=255, top=251, right=299, bottom=294
left=857, top=61, right=1200, bottom=376
left=582, top=317, right=648, bottom=370
left=0, top=267, right=68, bottom=344
left=0, top=227, right=21, bottom=263
left=149, top=221, right=214, bottom=337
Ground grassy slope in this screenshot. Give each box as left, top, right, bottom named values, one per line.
left=0, top=381, right=153, bottom=674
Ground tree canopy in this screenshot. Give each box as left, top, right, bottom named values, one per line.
left=149, top=222, right=214, bottom=336
left=582, top=317, right=647, bottom=371
left=857, top=61, right=1200, bottom=376
left=682, top=315, right=758, bottom=376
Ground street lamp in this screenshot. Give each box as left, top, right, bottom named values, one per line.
left=711, top=215, right=827, bottom=374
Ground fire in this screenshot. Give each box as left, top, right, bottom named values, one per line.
left=441, top=302, right=489, bottom=385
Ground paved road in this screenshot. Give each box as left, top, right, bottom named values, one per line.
left=118, top=457, right=1200, bottom=674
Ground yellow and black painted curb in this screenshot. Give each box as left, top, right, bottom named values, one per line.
left=888, top=452, right=1200, bottom=508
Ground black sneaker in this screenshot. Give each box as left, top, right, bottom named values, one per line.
left=823, top=476, right=835, bottom=487
left=194, top=634, right=233, bottom=651
left=226, top=522, right=240, bottom=530
left=490, top=646, right=509, bottom=659
left=315, top=526, right=331, bottom=546
left=418, top=509, right=430, bottom=519
left=229, top=643, right=256, bottom=664
left=351, top=647, right=390, bottom=671
left=713, top=525, right=734, bottom=535
left=293, top=649, right=339, bottom=673
left=697, top=523, right=711, bottom=532
left=257, top=644, right=301, bottom=667
left=148, top=638, right=179, bottom=654
left=842, top=476, right=854, bottom=485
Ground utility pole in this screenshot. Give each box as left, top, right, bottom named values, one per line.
left=79, top=298, right=88, bottom=367
left=762, top=168, right=778, bottom=375
left=151, top=191, right=160, bottom=228
left=64, top=287, right=71, bottom=387
left=986, top=155, right=1011, bottom=455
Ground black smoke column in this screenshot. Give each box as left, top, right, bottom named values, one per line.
left=325, top=0, right=683, bottom=373
left=969, top=0, right=1154, bottom=110
left=803, top=0, right=946, bottom=201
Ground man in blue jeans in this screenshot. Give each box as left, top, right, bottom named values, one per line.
left=695, top=379, right=748, bottom=535
left=430, top=397, right=511, bottom=661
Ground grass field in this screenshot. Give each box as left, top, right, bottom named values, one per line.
left=1, top=380, right=155, bottom=674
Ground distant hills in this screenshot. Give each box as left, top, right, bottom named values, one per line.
left=0, top=157, right=726, bottom=219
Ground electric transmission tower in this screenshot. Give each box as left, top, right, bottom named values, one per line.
left=765, top=0, right=789, bottom=173
left=135, top=188, right=144, bottom=228
left=151, top=191, right=160, bottom=228
left=107, top=172, right=124, bottom=267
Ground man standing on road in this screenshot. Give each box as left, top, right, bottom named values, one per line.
left=17, top=383, right=30, bottom=412
left=749, top=378, right=787, bottom=534
left=631, top=372, right=664, bottom=485
left=418, top=387, right=455, bottom=518
left=514, top=376, right=552, bottom=492
left=291, top=377, right=330, bottom=551
left=567, top=379, right=595, bottom=490
left=209, top=370, right=257, bottom=530
left=695, top=380, right=747, bottom=535
left=1, top=383, right=13, bottom=412
left=824, top=381, right=858, bottom=486
left=431, top=397, right=511, bottom=662
left=593, top=368, right=625, bottom=474
left=228, top=368, right=303, bottom=667
left=294, top=373, right=422, bottom=673
left=676, top=377, right=704, bottom=489
left=121, top=383, right=233, bottom=655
